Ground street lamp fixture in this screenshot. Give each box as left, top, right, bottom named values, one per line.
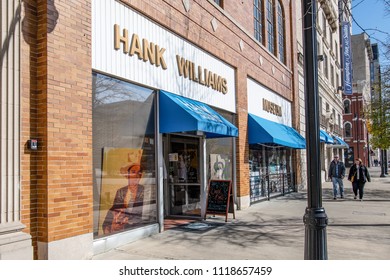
left=302, top=0, right=328, bottom=260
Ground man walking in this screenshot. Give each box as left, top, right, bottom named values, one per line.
left=328, top=154, right=346, bottom=199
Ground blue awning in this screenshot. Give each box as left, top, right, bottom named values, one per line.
left=159, top=90, right=238, bottom=138
left=248, top=114, right=306, bottom=149
left=320, top=129, right=334, bottom=144
left=332, top=135, right=349, bottom=148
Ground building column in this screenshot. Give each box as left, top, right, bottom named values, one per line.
left=235, top=69, right=250, bottom=209
left=32, top=0, right=93, bottom=260
left=0, top=0, right=33, bottom=260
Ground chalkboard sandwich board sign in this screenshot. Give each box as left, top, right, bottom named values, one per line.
left=204, top=180, right=235, bottom=222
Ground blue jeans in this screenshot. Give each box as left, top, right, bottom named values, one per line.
left=332, top=177, right=344, bottom=197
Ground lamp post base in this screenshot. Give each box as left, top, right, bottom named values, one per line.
left=303, top=207, right=328, bottom=260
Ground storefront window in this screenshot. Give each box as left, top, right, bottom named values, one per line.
left=92, top=73, right=157, bottom=238
left=249, top=145, right=293, bottom=203
left=206, top=109, right=235, bottom=181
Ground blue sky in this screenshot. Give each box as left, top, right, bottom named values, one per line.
left=351, top=0, right=390, bottom=64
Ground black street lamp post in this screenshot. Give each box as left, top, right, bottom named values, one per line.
left=302, top=0, right=328, bottom=259
left=380, top=149, right=386, bottom=177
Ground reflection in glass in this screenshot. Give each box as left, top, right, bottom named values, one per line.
left=92, top=73, right=157, bottom=238
left=168, top=138, right=201, bottom=216
left=206, top=109, right=235, bottom=181
left=249, top=145, right=293, bottom=203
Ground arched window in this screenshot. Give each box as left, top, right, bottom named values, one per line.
left=277, top=1, right=285, bottom=64
left=254, top=0, right=263, bottom=44
left=344, top=122, right=352, bottom=137
left=343, top=99, right=351, bottom=114
left=266, top=0, right=275, bottom=54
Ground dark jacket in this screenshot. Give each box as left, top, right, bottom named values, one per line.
left=328, top=160, right=346, bottom=179
left=102, top=184, right=144, bottom=234
left=348, top=164, right=371, bottom=184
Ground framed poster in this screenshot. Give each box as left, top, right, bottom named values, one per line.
left=210, top=154, right=228, bottom=180
left=98, top=147, right=144, bottom=235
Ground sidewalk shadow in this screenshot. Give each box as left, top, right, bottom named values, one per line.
left=322, top=186, right=390, bottom=201
left=330, top=223, right=390, bottom=227
left=155, top=215, right=304, bottom=251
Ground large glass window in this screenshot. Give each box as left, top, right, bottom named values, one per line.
left=324, top=54, right=329, bottom=79
left=267, top=0, right=275, bottom=54
left=322, top=13, right=327, bottom=39
left=344, top=99, right=351, bottom=114
left=254, top=0, right=263, bottom=44
left=331, top=64, right=335, bottom=87
left=249, top=145, right=293, bottom=203
left=206, top=109, right=235, bottom=182
left=317, top=41, right=322, bottom=71
left=277, top=1, right=285, bottom=64
left=92, top=73, right=157, bottom=238
left=344, top=122, right=352, bottom=137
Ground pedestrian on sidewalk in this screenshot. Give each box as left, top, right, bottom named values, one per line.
left=328, top=154, right=346, bottom=199
left=348, top=158, right=371, bottom=201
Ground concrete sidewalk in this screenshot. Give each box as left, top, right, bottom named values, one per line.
left=92, top=166, right=390, bottom=260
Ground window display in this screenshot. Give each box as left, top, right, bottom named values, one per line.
left=249, top=145, right=294, bottom=203
left=92, top=73, right=157, bottom=238
left=206, top=109, right=235, bottom=182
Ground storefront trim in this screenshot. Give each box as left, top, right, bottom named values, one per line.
left=38, top=233, right=93, bottom=260
left=93, top=224, right=159, bottom=255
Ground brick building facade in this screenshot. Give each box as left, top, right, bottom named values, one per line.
left=343, top=33, right=373, bottom=168
left=1, top=0, right=305, bottom=259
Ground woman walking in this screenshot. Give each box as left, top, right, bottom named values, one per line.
left=348, top=158, right=371, bottom=201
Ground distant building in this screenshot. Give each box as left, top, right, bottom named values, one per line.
left=343, top=33, right=373, bottom=167
left=370, top=43, right=388, bottom=171
left=316, top=0, right=350, bottom=180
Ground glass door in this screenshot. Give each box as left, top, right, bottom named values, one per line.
left=166, top=136, right=201, bottom=216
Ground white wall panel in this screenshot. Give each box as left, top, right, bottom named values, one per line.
left=0, top=0, right=21, bottom=225
left=247, top=78, right=292, bottom=126
left=92, top=0, right=236, bottom=113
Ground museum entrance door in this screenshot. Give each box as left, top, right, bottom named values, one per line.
left=164, top=135, right=202, bottom=216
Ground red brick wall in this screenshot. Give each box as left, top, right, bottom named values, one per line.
left=21, top=0, right=92, bottom=258
left=121, top=0, right=295, bottom=198
left=344, top=95, right=369, bottom=166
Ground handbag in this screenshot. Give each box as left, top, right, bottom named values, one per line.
left=350, top=171, right=356, bottom=182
